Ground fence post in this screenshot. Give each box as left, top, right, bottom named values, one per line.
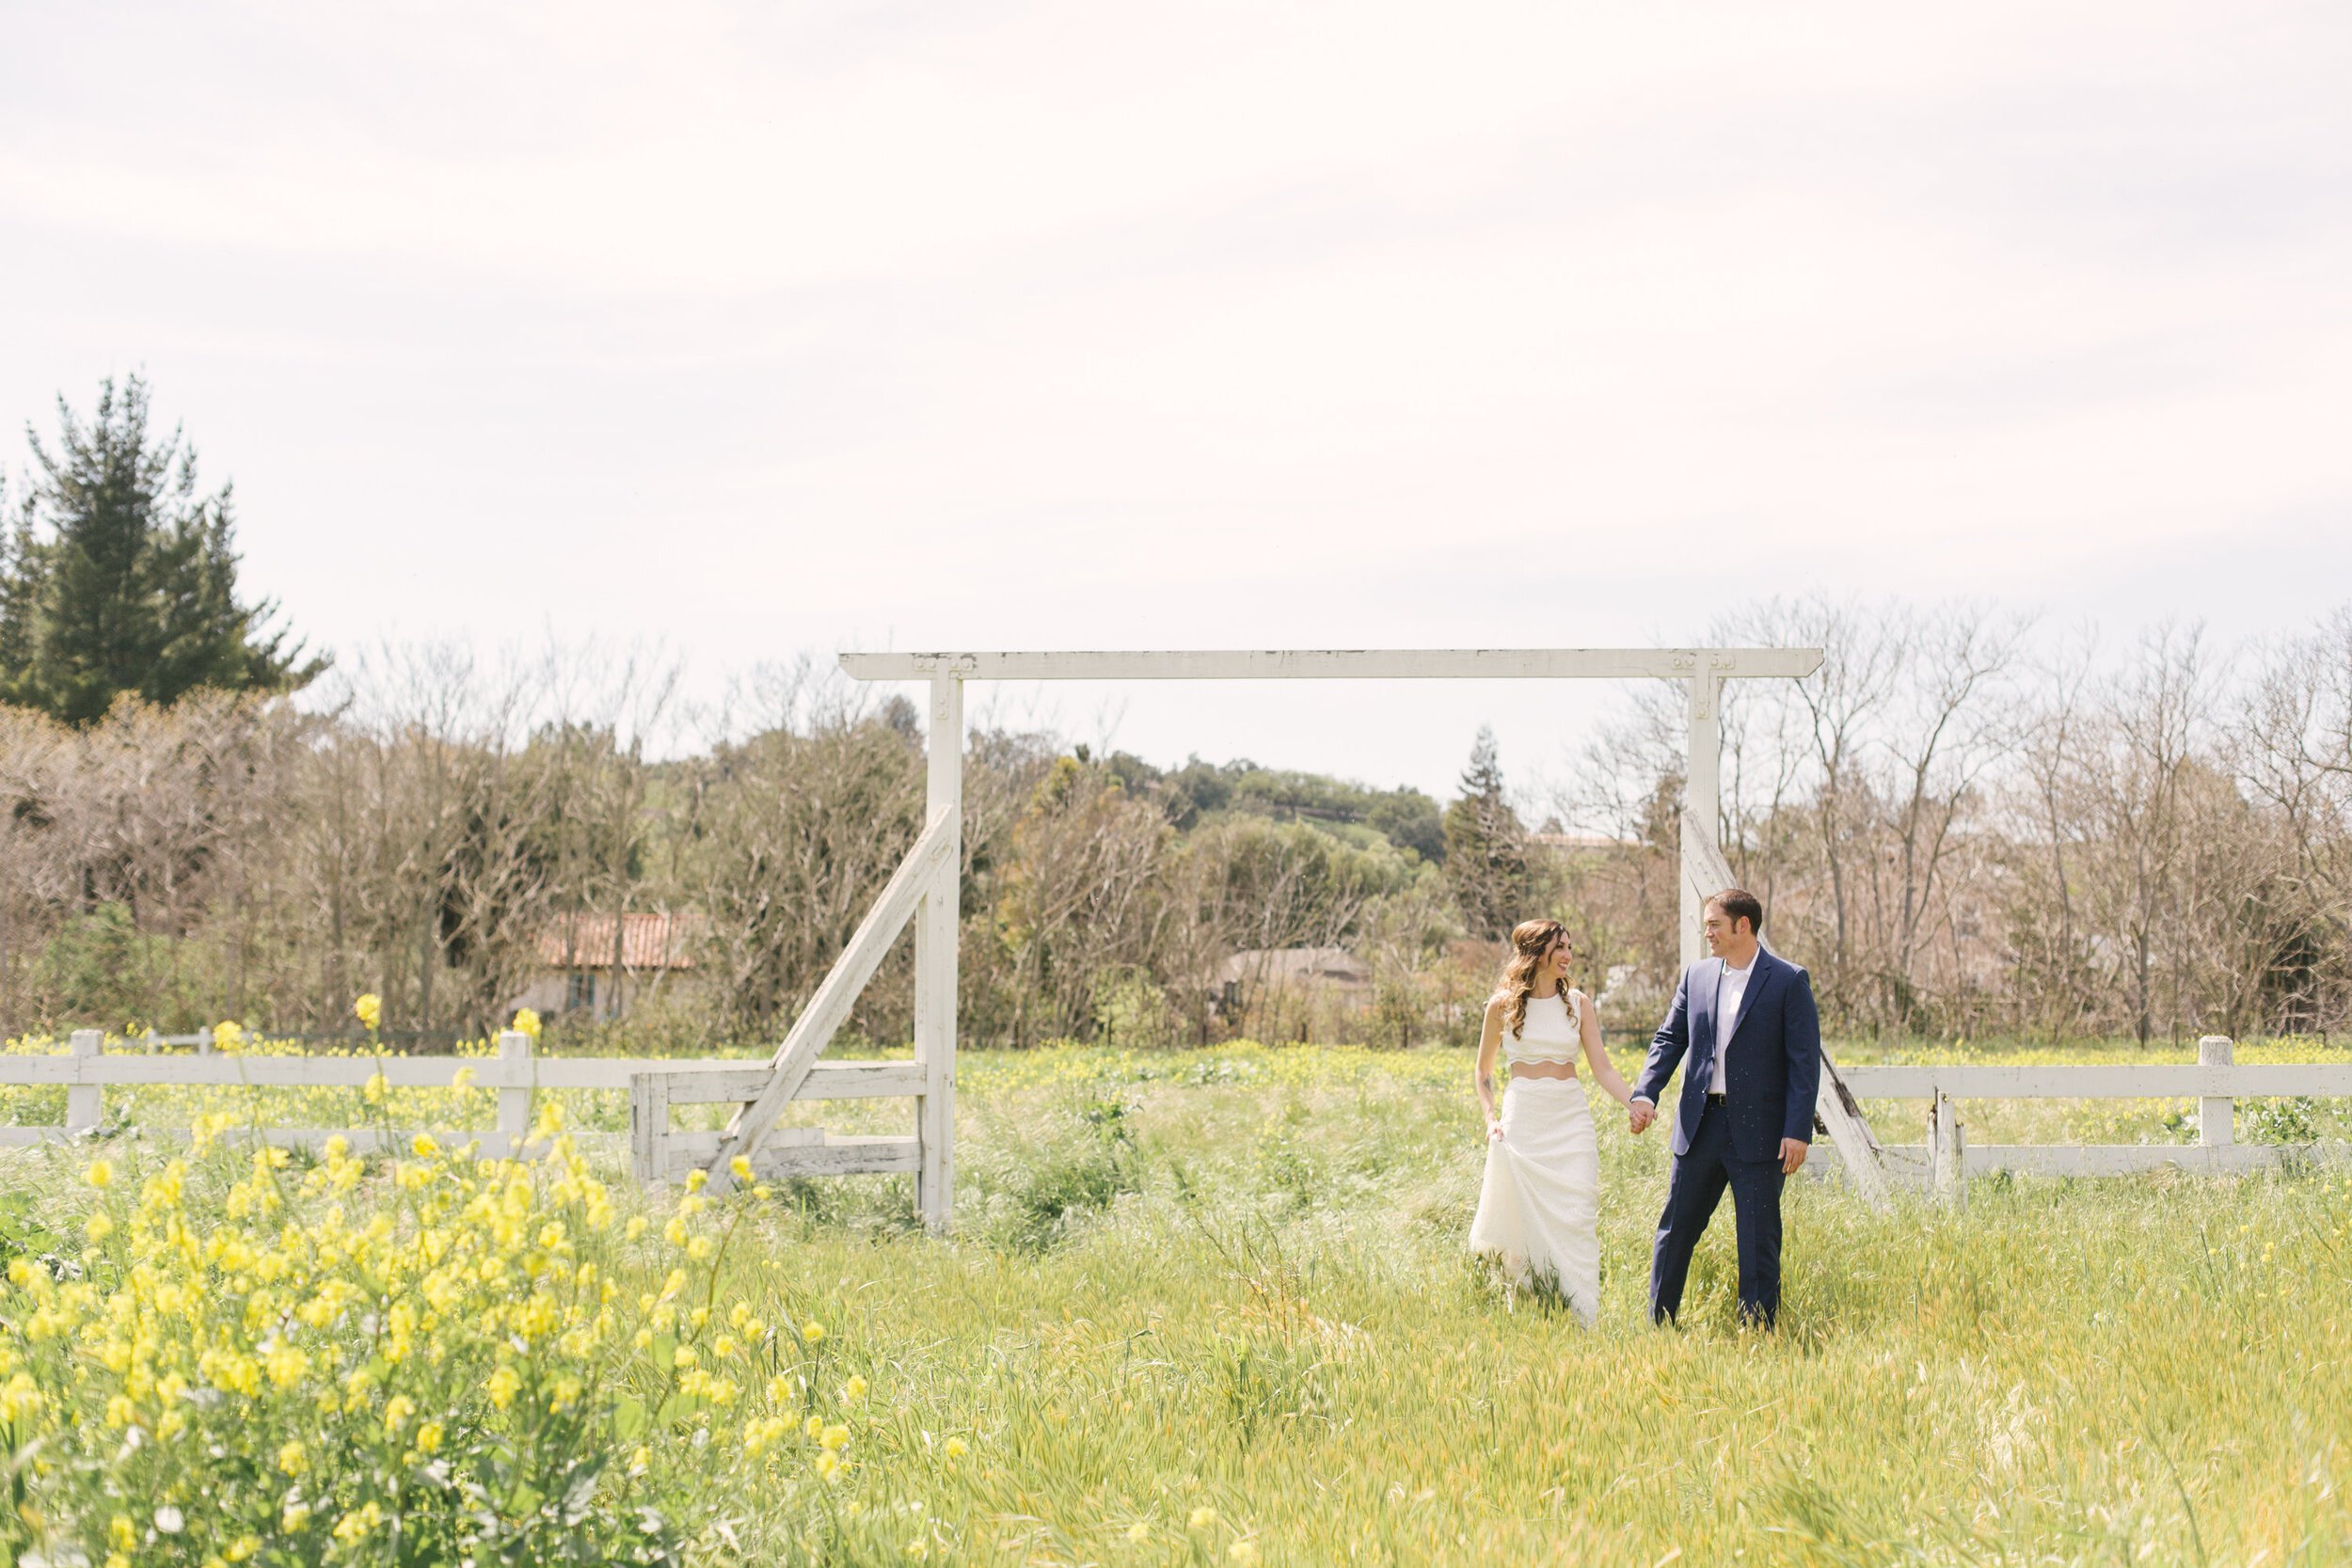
left=628, top=1071, right=670, bottom=1186
left=498, top=1030, right=532, bottom=1151
left=1931, top=1089, right=1966, bottom=1210
left=2198, top=1035, right=2233, bottom=1148
left=66, top=1030, right=103, bottom=1134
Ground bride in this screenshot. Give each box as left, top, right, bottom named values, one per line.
left=1468, top=918, right=1638, bottom=1324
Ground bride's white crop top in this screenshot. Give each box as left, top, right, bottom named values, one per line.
left=1502, top=990, right=1581, bottom=1066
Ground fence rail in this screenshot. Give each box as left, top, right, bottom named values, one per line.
left=1828, top=1037, right=2352, bottom=1199
left=0, top=1029, right=914, bottom=1157
left=13, top=1031, right=2348, bottom=1200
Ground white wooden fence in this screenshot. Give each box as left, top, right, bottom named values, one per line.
left=19, top=1015, right=2345, bottom=1218
left=1830, top=1036, right=2352, bottom=1203
left=627, top=1064, right=924, bottom=1185
left=0, top=1029, right=677, bottom=1158
left=0, top=1027, right=944, bottom=1182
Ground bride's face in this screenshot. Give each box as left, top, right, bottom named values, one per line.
left=1538, top=934, right=1571, bottom=982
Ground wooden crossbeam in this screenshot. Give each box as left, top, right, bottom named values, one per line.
left=702, top=809, right=958, bottom=1194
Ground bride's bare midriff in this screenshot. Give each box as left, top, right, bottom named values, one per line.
left=1509, top=1061, right=1578, bottom=1081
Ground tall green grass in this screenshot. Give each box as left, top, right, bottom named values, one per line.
left=6, top=1039, right=2347, bottom=1564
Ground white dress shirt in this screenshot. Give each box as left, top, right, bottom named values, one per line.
left=1708, top=955, right=1757, bottom=1095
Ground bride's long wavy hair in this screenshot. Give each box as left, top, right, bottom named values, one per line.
left=1495, top=918, right=1574, bottom=1040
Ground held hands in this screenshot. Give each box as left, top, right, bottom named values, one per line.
left=1627, top=1101, right=1656, bottom=1134
left=1486, top=1117, right=1505, bottom=1144
left=1780, top=1138, right=1808, bottom=1175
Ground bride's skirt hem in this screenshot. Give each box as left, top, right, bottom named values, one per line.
left=1468, top=1076, right=1601, bottom=1328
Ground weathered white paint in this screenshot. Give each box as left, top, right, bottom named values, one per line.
left=1782, top=1038, right=2352, bottom=1192
left=2199, top=1034, right=2234, bottom=1147
left=701, top=808, right=959, bottom=1194
left=665, top=1131, right=920, bottom=1182
left=1680, top=666, right=1725, bottom=974
left=913, top=671, right=963, bottom=1229
left=66, top=1030, right=102, bottom=1132
left=1833, top=1063, right=2352, bottom=1098
left=0, top=1125, right=631, bottom=1154
left=0, top=1031, right=932, bottom=1165
left=839, top=648, right=1825, bottom=682
left=1867, top=1143, right=2352, bottom=1180
left=0, top=1051, right=924, bottom=1095
left=498, top=1029, right=533, bottom=1150
left=1931, top=1090, right=1966, bottom=1210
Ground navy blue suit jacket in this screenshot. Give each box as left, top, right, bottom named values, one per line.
left=1633, top=949, right=1822, bottom=1163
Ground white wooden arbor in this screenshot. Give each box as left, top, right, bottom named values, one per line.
left=680, top=646, right=1894, bottom=1223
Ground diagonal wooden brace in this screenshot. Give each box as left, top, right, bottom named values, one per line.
left=703, top=808, right=958, bottom=1195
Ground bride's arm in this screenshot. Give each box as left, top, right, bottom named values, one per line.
left=1474, top=999, right=1505, bottom=1140
left=1577, top=990, right=1634, bottom=1107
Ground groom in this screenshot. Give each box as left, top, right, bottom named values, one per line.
left=1627, top=888, right=1820, bottom=1328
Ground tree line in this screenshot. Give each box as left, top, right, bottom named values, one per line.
left=8, top=380, right=2349, bottom=1049
left=1556, top=598, right=2352, bottom=1044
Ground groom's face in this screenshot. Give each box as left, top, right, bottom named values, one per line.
left=1701, top=905, right=1754, bottom=958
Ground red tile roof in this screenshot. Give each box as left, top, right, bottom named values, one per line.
left=536, top=912, right=700, bottom=971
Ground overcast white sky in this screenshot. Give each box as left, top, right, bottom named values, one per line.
left=5, top=0, right=2349, bottom=798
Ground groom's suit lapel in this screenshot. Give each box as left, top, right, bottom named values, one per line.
left=1691, top=958, right=1724, bottom=1075
left=1720, top=949, right=1779, bottom=1055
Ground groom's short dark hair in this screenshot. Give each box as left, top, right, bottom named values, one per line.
left=1708, top=887, right=1764, bottom=935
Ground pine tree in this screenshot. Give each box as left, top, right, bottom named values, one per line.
left=1442, top=725, right=1534, bottom=939
left=2, top=376, right=324, bottom=723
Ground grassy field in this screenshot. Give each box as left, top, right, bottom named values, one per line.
left=3, top=1037, right=2348, bottom=1565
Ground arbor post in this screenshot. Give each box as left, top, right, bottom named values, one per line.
left=914, top=671, right=964, bottom=1230
left=1680, top=662, right=1726, bottom=972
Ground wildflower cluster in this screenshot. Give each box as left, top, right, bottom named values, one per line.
left=0, top=1104, right=867, bottom=1565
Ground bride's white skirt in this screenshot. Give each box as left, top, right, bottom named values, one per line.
left=1469, top=1075, right=1602, bottom=1325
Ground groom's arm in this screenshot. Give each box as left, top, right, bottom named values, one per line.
left=1631, top=968, right=1692, bottom=1108
left=1781, top=967, right=1823, bottom=1147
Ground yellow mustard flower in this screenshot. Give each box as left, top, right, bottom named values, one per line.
left=214, top=1020, right=245, bottom=1053
left=354, top=993, right=381, bottom=1031
left=84, top=1159, right=115, bottom=1190
left=512, top=1006, right=542, bottom=1040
